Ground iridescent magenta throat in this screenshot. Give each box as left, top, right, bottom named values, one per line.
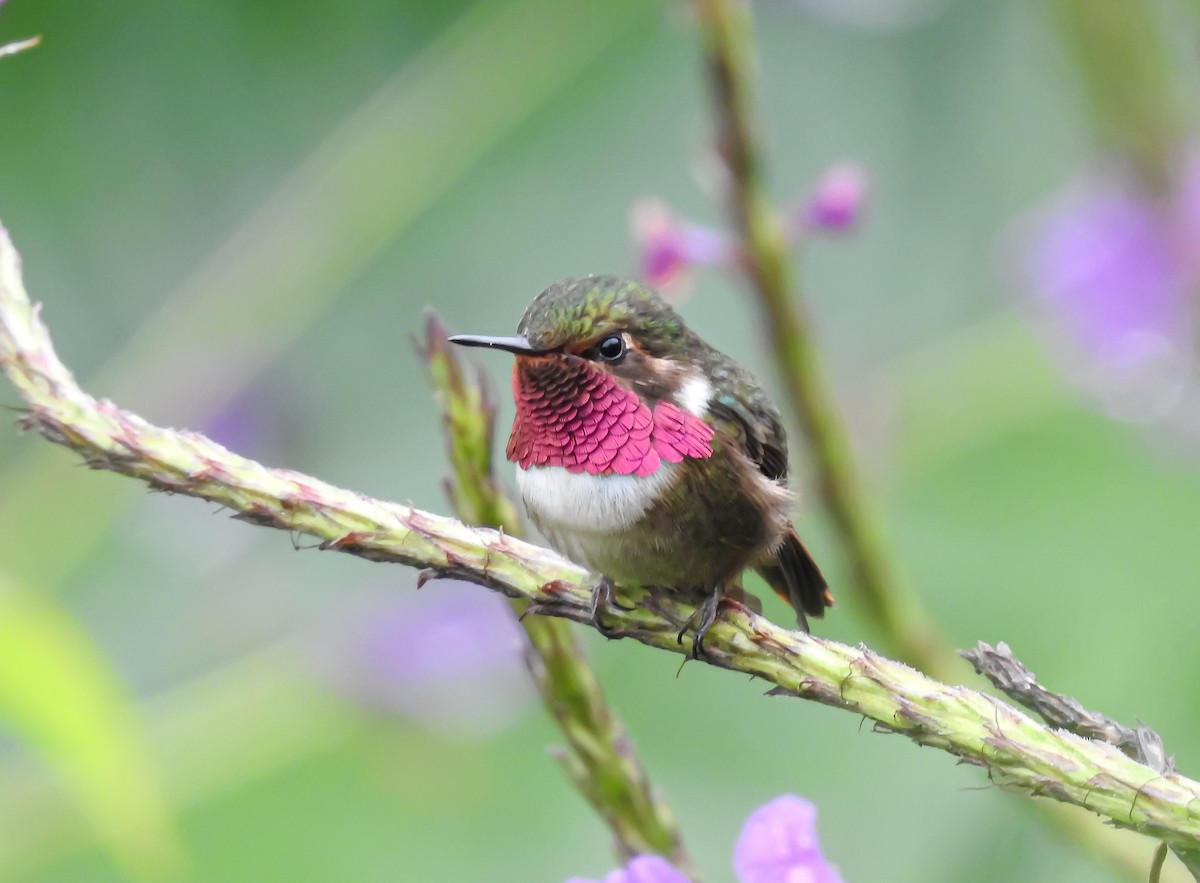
left=506, top=356, right=714, bottom=477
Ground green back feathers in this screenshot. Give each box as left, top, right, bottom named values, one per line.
left=518, top=277, right=690, bottom=355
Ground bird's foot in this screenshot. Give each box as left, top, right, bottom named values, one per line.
left=676, top=586, right=723, bottom=659
left=589, top=576, right=633, bottom=637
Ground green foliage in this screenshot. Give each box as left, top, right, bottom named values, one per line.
left=0, top=581, right=179, bottom=880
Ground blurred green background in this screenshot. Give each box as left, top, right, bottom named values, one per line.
left=2, top=0, right=1200, bottom=881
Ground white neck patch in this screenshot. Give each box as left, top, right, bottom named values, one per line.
left=676, top=372, right=712, bottom=417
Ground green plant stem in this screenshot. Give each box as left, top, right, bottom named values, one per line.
left=1152, top=844, right=1171, bottom=883
left=1049, top=0, right=1180, bottom=191
left=3, top=225, right=1200, bottom=858
left=692, top=0, right=946, bottom=677
left=417, top=315, right=695, bottom=876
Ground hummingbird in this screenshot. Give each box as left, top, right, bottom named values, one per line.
left=450, top=276, right=831, bottom=654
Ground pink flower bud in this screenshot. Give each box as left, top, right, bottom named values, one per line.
left=802, top=162, right=869, bottom=232
left=631, top=198, right=733, bottom=289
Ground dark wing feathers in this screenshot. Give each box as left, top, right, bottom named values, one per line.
left=706, top=380, right=832, bottom=630
left=708, top=393, right=789, bottom=481
left=756, top=529, right=831, bottom=632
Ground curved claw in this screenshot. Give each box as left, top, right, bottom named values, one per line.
left=590, top=576, right=620, bottom=637
left=677, top=586, right=724, bottom=659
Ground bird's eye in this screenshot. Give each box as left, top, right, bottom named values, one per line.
left=594, top=334, right=626, bottom=363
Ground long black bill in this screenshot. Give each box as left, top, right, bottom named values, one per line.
left=447, top=334, right=546, bottom=355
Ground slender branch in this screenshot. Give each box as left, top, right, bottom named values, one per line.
left=962, top=642, right=1172, bottom=769
left=3, top=226, right=1200, bottom=855
left=691, top=0, right=946, bottom=677
left=416, top=315, right=696, bottom=877
left=963, top=642, right=1200, bottom=880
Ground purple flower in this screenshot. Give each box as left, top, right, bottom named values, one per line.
left=316, top=580, right=533, bottom=734
left=1028, top=189, right=1183, bottom=360
left=203, top=381, right=295, bottom=462
left=631, top=198, right=734, bottom=291
left=800, top=162, right=869, bottom=233
left=630, top=165, right=868, bottom=293
left=733, top=796, right=843, bottom=883
left=568, top=795, right=842, bottom=883
left=1019, top=159, right=1200, bottom=423
left=567, top=855, right=691, bottom=883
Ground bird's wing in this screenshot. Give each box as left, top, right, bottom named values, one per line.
left=708, top=390, right=789, bottom=482
left=705, top=371, right=833, bottom=625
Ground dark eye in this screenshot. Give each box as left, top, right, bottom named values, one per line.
left=594, top=334, right=626, bottom=363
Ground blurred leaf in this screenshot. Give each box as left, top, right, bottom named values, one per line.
left=0, top=576, right=181, bottom=880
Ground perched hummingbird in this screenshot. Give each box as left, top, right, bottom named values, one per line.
left=450, top=276, right=831, bottom=654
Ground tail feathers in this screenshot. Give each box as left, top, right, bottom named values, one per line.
left=755, top=529, right=832, bottom=633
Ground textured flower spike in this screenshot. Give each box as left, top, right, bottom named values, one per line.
left=631, top=198, right=735, bottom=291
left=798, top=162, right=869, bottom=234
left=733, top=795, right=844, bottom=883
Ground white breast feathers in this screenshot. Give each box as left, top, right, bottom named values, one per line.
left=515, top=463, right=677, bottom=533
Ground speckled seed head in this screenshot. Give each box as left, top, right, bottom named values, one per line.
left=516, top=276, right=689, bottom=357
